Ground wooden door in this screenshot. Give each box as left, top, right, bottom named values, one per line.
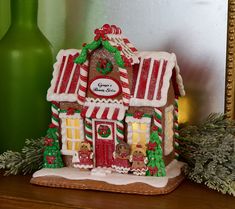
left=94, top=121, right=115, bottom=167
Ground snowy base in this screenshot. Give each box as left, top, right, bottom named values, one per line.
left=32, top=160, right=185, bottom=190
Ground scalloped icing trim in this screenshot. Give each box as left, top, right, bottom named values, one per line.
left=86, top=97, right=123, bottom=104
left=130, top=51, right=185, bottom=107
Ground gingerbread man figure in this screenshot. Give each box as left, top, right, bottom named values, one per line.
left=112, top=141, right=131, bottom=174
left=72, top=141, right=93, bottom=169
left=130, top=144, right=148, bottom=176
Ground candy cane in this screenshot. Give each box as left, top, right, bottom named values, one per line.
left=51, top=101, right=60, bottom=128
left=153, top=108, right=163, bottom=141
left=85, top=118, right=92, bottom=142
left=116, top=120, right=124, bottom=143
left=174, top=96, right=179, bottom=158
left=118, top=67, right=130, bottom=107
left=77, top=61, right=89, bottom=105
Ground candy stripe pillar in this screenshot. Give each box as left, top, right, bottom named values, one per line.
left=174, top=96, right=180, bottom=158
left=85, top=118, right=92, bottom=142
left=116, top=120, right=124, bottom=143
left=118, top=67, right=130, bottom=107
left=77, top=61, right=89, bottom=105
left=51, top=101, right=60, bottom=127
left=153, top=108, right=163, bottom=141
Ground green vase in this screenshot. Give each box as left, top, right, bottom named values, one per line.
left=0, top=0, right=53, bottom=153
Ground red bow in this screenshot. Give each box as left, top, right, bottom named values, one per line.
left=94, top=29, right=109, bottom=41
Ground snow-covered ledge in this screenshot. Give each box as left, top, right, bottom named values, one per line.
left=33, top=160, right=185, bottom=189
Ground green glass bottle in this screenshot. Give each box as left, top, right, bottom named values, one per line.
left=0, top=0, right=53, bottom=153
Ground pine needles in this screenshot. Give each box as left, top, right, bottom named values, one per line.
left=178, top=113, right=235, bottom=196
left=0, top=138, right=44, bottom=175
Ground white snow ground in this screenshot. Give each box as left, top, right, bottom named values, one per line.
left=33, top=160, right=185, bottom=188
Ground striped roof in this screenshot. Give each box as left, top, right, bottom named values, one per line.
left=95, top=24, right=139, bottom=65
left=47, top=49, right=82, bottom=102
left=130, top=51, right=185, bottom=107
left=107, top=34, right=139, bottom=65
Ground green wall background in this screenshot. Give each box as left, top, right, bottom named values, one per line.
left=0, top=0, right=106, bottom=55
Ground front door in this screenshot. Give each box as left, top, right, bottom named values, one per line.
left=94, top=120, right=115, bottom=167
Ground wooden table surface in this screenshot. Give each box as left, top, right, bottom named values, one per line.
left=0, top=173, right=234, bottom=209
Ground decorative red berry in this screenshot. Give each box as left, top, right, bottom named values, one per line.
left=152, top=126, right=158, bottom=132
left=66, top=108, right=75, bottom=115
left=102, top=24, right=111, bottom=34
left=82, top=43, right=87, bottom=47
left=117, top=45, right=122, bottom=51
left=133, top=111, right=144, bottom=119
left=148, top=142, right=157, bottom=151
left=44, top=137, right=53, bottom=146
left=49, top=123, right=56, bottom=129
left=46, top=156, right=55, bottom=164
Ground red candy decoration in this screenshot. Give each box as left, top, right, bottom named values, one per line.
left=148, top=166, right=158, bottom=175
left=117, top=45, right=122, bottom=51
left=46, top=156, right=55, bottom=164
left=66, top=108, right=76, bottom=115
left=49, top=123, right=56, bottom=129
left=133, top=111, right=144, bottom=119
left=93, top=24, right=122, bottom=41
left=148, top=142, right=157, bottom=151
left=44, top=137, right=53, bottom=146
left=152, top=126, right=159, bottom=132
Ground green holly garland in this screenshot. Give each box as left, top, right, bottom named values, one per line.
left=74, top=39, right=125, bottom=68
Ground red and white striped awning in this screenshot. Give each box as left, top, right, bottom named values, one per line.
left=81, top=104, right=126, bottom=121
left=130, top=51, right=185, bottom=107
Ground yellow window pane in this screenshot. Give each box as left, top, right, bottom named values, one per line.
left=132, top=123, right=139, bottom=131
left=74, top=119, right=79, bottom=127
left=66, top=119, right=72, bottom=126
left=140, top=123, right=147, bottom=131
left=75, top=141, right=80, bottom=151
left=74, top=129, right=80, bottom=139
left=66, top=128, right=72, bottom=138
left=67, top=141, right=72, bottom=150
left=132, top=132, right=139, bottom=144
left=140, top=132, right=147, bottom=144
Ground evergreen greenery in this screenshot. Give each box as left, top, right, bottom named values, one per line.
left=178, top=113, right=235, bottom=196
left=0, top=138, right=44, bottom=175
left=146, top=131, right=166, bottom=176
left=43, top=125, right=64, bottom=168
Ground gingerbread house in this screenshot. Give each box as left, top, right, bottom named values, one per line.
left=46, top=24, right=185, bottom=174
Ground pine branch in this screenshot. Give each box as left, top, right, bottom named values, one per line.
left=178, top=113, right=235, bottom=196
left=0, top=137, right=44, bottom=176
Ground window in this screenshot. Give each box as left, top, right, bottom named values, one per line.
left=127, top=122, right=150, bottom=149
left=60, top=113, right=84, bottom=155
left=164, top=105, right=174, bottom=155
